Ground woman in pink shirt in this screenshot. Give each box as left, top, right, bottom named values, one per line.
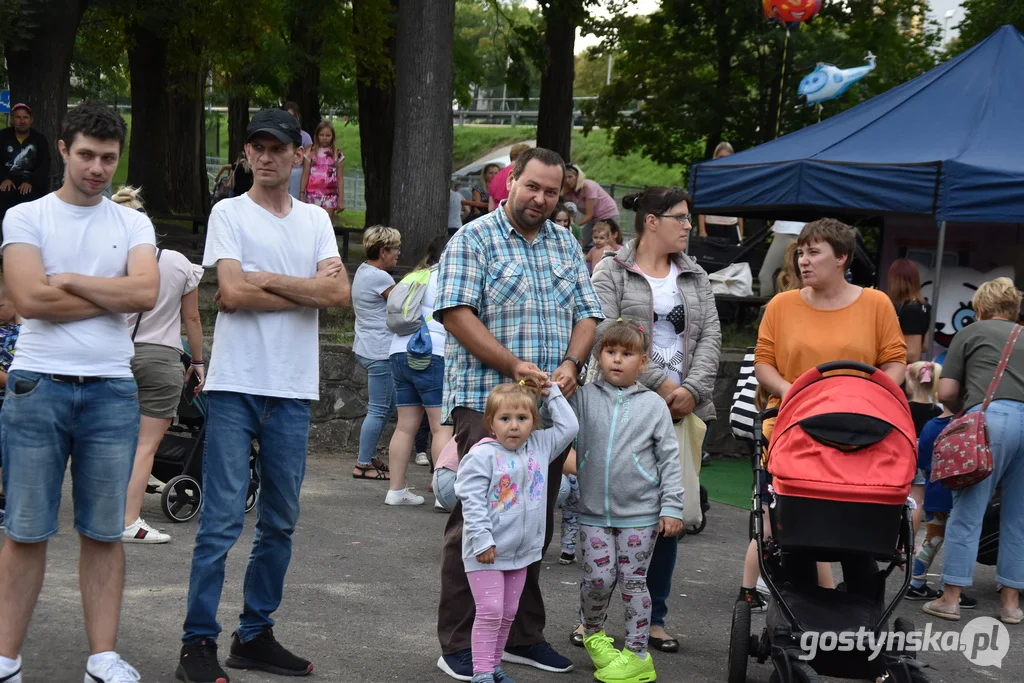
left=562, top=164, right=620, bottom=248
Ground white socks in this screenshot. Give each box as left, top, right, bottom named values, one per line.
left=0, top=655, right=21, bottom=675
left=87, top=651, right=117, bottom=670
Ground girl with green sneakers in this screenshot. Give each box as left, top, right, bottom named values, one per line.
left=568, top=319, right=685, bottom=683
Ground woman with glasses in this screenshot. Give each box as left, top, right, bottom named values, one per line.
left=573, top=187, right=722, bottom=653
left=352, top=226, right=402, bottom=481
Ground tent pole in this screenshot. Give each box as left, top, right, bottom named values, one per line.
left=929, top=220, right=947, bottom=359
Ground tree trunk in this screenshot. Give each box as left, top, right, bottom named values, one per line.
left=535, top=2, right=576, bottom=162
left=227, top=88, right=250, bottom=163
left=3, top=0, right=89, bottom=190
left=166, top=61, right=208, bottom=215
left=353, top=0, right=398, bottom=228
left=704, top=4, right=735, bottom=160
left=126, top=22, right=171, bottom=214
left=389, top=0, right=455, bottom=265
left=287, top=14, right=323, bottom=128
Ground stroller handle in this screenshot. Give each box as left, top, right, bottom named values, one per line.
left=816, top=360, right=879, bottom=376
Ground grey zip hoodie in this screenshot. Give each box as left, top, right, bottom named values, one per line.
left=569, top=379, right=683, bottom=528
left=455, top=384, right=579, bottom=572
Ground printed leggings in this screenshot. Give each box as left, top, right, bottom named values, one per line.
left=912, top=512, right=948, bottom=587
left=559, top=474, right=580, bottom=555
left=468, top=568, right=528, bottom=675
left=580, top=524, right=659, bottom=654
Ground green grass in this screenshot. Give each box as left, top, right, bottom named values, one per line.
left=569, top=129, right=685, bottom=187
left=701, top=457, right=754, bottom=509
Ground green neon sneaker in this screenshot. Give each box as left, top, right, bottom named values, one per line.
left=594, top=649, right=657, bottom=683
left=583, top=630, right=620, bottom=670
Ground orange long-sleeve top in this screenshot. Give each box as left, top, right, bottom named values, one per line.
left=755, top=288, right=908, bottom=416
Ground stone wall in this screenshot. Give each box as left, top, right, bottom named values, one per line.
left=307, top=344, right=750, bottom=458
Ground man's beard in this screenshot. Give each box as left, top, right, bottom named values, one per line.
left=509, top=195, right=550, bottom=229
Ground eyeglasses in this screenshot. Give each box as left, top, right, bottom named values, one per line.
left=386, top=246, right=401, bottom=254
left=659, top=213, right=692, bottom=225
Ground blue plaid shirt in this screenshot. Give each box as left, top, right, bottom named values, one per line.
left=436, top=203, right=603, bottom=422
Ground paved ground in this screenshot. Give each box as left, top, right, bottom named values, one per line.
left=4, top=455, right=1018, bottom=682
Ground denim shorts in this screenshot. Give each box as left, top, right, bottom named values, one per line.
left=390, top=353, right=444, bottom=408
left=0, top=370, right=141, bottom=543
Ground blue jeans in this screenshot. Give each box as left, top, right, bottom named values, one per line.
left=942, top=400, right=1024, bottom=590
left=183, top=391, right=311, bottom=643
left=648, top=532, right=678, bottom=628
left=1, top=370, right=140, bottom=543
left=355, top=354, right=395, bottom=466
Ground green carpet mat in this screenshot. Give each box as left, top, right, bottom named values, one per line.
left=700, top=457, right=755, bottom=509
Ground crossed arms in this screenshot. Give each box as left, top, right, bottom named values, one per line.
left=215, top=257, right=351, bottom=312
left=2, top=243, right=159, bottom=322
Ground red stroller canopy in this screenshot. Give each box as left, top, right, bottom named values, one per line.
left=768, top=362, right=917, bottom=505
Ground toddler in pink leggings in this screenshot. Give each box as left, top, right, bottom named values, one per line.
left=454, top=378, right=578, bottom=683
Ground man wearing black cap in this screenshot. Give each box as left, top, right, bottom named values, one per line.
left=177, top=109, right=351, bottom=683
left=0, top=104, right=51, bottom=229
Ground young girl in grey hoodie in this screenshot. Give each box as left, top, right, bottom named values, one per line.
left=568, top=318, right=684, bottom=683
left=454, top=378, right=579, bottom=683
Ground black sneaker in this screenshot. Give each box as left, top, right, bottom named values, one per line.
left=739, top=587, right=767, bottom=612
left=224, top=629, right=312, bottom=676
left=436, top=648, right=473, bottom=681
left=502, top=642, right=573, bottom=672
left=906, top=584, right=940, bottom=600
left=558, top=552, right=575, bottom=565
left=176, top=639, right=229, bottom=683
left=938, top=589, right=979, bottom=609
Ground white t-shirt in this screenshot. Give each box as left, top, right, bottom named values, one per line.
left=352, top=262, right=395, bottom=360
left=389, top=268, right=447, bottom=357
left=639, top=263, right=686, bottom=385
left=772, top=220, right=804, bottom=235
left=449, top=190, right=464, bottom=230
left=202, top=194, right=339, bottom=400
left=126, top=249, right=204, bottom=352
left=1, top=193, right=156, bottom=377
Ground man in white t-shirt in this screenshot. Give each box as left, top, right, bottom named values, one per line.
left=177, top=108, right=350, bottom=683
left=0, top=101, right=159, bottom=683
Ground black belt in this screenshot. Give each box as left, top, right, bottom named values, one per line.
left=50, top=375, right=104, bottom=384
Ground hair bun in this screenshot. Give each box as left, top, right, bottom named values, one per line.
left=621, top=193, right=640, bottom=211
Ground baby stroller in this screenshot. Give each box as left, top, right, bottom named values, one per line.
left=149, top=344, right=260, bottom=523
left=728, top=361, right=929, bottom=683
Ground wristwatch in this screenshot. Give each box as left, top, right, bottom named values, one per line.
left=562, top=355, right=584, bottom=375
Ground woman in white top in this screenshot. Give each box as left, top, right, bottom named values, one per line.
left=698, top=142, right=745, bottom=245
left=113, top=187, right=205, bottom=544
left=384, top=235, right=454, bottom=506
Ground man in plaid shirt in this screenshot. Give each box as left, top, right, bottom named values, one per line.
left=434, top=147, right=603, bottom=679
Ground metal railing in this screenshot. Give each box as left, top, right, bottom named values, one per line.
left=205, top=156, right=366, bottom=211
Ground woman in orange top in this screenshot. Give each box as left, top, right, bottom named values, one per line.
left=753, top=217, right=907, bottom=596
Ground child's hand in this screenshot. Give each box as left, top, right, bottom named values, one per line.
left=660, top=517, right=683, bottom=538
left=476, top=546, right=497, bottom=564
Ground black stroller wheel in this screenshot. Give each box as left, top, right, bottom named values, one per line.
left=769, top=661, right=821, bottom=683
left=727, top=599, right=752, bottom=683
left=245, top=443, right=260, bottom=514
left=161, top=474, right=202, bottom=523
left=894, top=617, right=917, bottom=659
left=686, top=510, right=707, bottom=535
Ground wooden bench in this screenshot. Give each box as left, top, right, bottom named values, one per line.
left=714, top=294, right=770, bottom=328
left=151, top=213, right=209, bottom=250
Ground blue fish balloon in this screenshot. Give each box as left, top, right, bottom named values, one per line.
left=797, top=53, right=876, bottom=106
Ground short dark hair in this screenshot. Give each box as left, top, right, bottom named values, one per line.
left=798, top=218, right=856, bottom=271
left=60, top=100, right=128, bottom=151
left=283, top=101, right=300, bottom=116
left=511, top=148, right=565, bottom=184
left=622, top=187, right=691, bottom=241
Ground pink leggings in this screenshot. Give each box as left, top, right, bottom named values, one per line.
left=467, top=568, right=528, bottom=675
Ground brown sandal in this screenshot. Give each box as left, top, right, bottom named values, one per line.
left=353, top=464, right=390, bottom=480
left=371, top=457, right=391, bottom=473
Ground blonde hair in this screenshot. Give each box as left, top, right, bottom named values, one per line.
left=111, top=185, right=144, bottom=211
left=972, top=277, right=1023, bottom=321
left=906, top=361, right=942, bottom=404
left=566, top=164, right=587, bottom=193
left=483, top=378, right=543, bottom=434
left=509, top=143, right=531, bottom=162
left=775, top=241, right=801, bottom=293
left=713, top=141, right=735, bottom=158
left=362, top=225, right=401, bottom=260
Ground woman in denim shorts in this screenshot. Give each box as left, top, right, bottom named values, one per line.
left=383, top=236, right=453, bottom=507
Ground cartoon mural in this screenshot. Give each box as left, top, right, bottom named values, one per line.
left=919, top=265, right=1015, bottom=350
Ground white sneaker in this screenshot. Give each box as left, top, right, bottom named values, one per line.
left=122, top=517, right=171, bottom=544
left=385, top=489, right=425, bottom=506
left=146, top=474, right=165, bottom=494
left=84, top=652, right=140, bottom=682
left=415, top=452, right=430, bottom=466
left=434, top=498, right=450, bottom=512
left=0, top=655, right=22, bottom=683
left=756, top=576, right=770, bottom=596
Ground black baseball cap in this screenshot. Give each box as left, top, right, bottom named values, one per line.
left=246, top=109, right=302, bottom=147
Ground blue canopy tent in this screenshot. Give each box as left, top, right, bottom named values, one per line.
left=689, top=25, right=1024, bottom=350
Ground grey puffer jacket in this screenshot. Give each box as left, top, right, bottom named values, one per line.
left=590, top=239, right=722, bottom=422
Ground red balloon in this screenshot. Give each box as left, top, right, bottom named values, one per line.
left=762, top=0, right=822, bottom=24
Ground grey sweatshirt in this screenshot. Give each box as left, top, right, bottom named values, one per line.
left=455, top=384, right=579, bottom=572
left=569, top=379, right=683, bottom=528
